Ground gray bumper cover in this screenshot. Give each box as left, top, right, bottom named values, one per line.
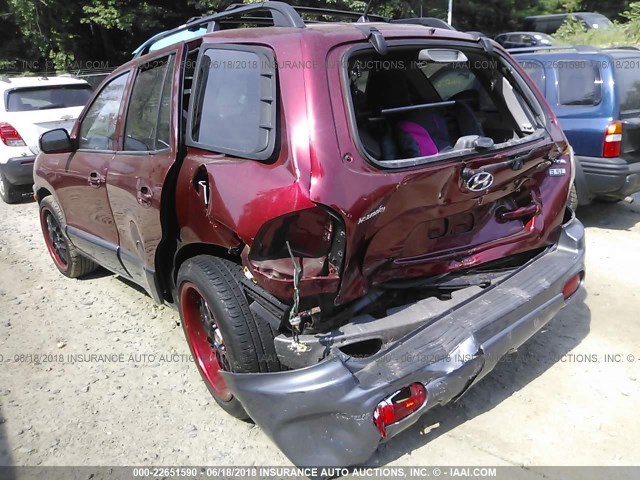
left=222, top=214, right=586, bottom=467
left=578, top=155, right=640, bottom=198
left=0, top=154, right=36, bottom=185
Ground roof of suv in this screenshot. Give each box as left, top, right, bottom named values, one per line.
left=0, top=76, right=89, bottom=93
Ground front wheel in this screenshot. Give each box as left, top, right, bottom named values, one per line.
left=39, top=196, right=98, bottom=278
left=177, top=256, right=282, bottom=419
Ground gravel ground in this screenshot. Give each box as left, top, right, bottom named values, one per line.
left=0, top=195, right=639, bottom=468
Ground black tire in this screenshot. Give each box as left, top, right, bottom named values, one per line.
left=177, top=255, right=282, bottom=419
left=0, top=171, right=21, bottom=204
left=567, top=183, right=579, bottom=211
left=39, top=196, right=99, bottom=278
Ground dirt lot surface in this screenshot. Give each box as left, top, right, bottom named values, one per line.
left=1, top=195, right=639, bottom=469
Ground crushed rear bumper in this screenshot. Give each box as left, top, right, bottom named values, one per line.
left=221, top=212, right=586, bottom=467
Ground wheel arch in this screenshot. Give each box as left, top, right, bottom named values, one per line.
left=35, top=187, right=52, bottom=203
left=158, top=241, right=243, bottom=305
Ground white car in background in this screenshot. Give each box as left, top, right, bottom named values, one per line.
left=0, top=76, right=93, bottom=203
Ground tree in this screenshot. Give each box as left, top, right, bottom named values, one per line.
left=0, top=0, right=634, bottom=73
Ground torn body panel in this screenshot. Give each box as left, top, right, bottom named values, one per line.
left=175, top=36, right=574, bottom=318
left=222, top=212, right=585, bottom=467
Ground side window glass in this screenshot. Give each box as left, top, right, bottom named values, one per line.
left=79, top=73, right=129, bottom=150
left=156, top=56, right=175, bottom=149
left=124, top=55, right=175, bottom=151
left=557, top=61, right=602, bottom=106
left=519, top=60, right=546, bottom=95
left=189, top=47, right=277, bottom=160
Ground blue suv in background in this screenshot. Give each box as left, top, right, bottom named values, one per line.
left=512, top=46, right=640, bottom=206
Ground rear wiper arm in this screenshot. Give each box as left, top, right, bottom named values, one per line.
left=462, top=149, right=535, bottom=180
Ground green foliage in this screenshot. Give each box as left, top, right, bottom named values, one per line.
left=5, top=0, right=50, bottom=57
left=561, top=0, right=582, bottom=12
left=81, top=0, right=135, bottom=30
left=450, top=0, right=541, bottom=35
left=48, top=51, right=75, bottom=72
left=0, top=0, right=636, bottom=73
left=553, top=2, right=640, bottom=46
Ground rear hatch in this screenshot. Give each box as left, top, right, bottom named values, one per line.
left=5, top=83, right=92, bottom=153
left=327, top=41, right=570, bottom=303
left=614, top=55, right=640, bottom=163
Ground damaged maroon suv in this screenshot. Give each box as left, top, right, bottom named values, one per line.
left=34, top=2, right=585, bottom=467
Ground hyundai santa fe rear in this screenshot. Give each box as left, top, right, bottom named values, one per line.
left=32, top=2, right=585, bottom=467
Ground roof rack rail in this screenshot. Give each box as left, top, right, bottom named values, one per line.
left=603, top=45, right=640, bottom=51
left=134, top=1, right=305, bottom=58
left=292, top=6, right=386, bottom=22
left=508, top=45, right=598, bottom=54
left=390, top=17, right=455, bottom=30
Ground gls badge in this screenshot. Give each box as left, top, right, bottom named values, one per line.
left=466, top=171, right=494, bottom=192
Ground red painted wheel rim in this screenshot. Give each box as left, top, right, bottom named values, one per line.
left=180, top=282, right=232, bottom=401
left=40, top=207, right=69, bottom=272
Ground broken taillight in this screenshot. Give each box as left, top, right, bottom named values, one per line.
left=250, top=206, right=345, bottom=277
left=373, top=383, right=427, bottom=438
left=603, top=122, right=622, bottom=158
left=0, top=123, right=26, bottom=147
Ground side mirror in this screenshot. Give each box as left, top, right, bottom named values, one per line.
left=39, top=128, right=75, bottom=154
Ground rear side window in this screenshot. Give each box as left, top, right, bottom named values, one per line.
left=556, top=61, right=602, bottom=106
left=519, top=60, right=546, bottom=95
left=614, top=59, right=640, bottom=113
left=6, top=85, right=93, bottom=112
left=188, top=46, right=277, bottom=160
left=124, top=55, right=175, bottom=151
left=347, top=47, right=542, bottom=166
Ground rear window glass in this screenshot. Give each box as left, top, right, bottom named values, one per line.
left=347, top=47, right=541, bottom=165
left=556, top=61, right=602, bottom=106
left=6, top=85, right=93, bottom=112
left=519, top=60, right=546, bottom=95
left=614, top=59, right=640, bottom=113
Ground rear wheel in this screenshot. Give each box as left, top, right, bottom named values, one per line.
left=39, top=196, right=98, bottom=278
left=567, top=183, right=579, bottom=211
left=177, top=255, right=282, bottom=419
left=0, top=171, right=21, bottom=204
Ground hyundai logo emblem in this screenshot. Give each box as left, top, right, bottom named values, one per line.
left=466, top=171, right=494, bottom=192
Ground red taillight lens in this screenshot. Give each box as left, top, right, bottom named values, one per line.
left=563, top=273, right=582, bottom=299
left=0, top=122, right=26, bottom=147
left=373, top=383, right=427, bottom=438
left=603, top=122, right=622, bottom=158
